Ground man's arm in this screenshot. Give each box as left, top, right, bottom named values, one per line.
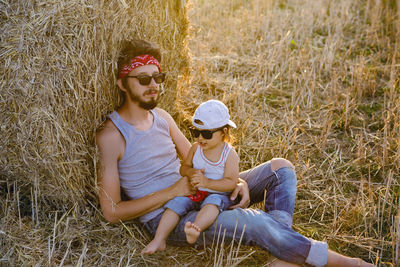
left=156, top=108, right=201, bottom=179
left=228, top=178, right=250, bottom=209
left=155, top=108, right=191, bottom=160
left=179, top=142, right=202, bottom=178
left=96, top=120, right=192, bottom=223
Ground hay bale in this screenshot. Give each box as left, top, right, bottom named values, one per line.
left=0, top=0, right=190, bottom=212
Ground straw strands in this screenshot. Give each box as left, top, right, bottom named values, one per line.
left=183, top=0, right=399, bottom=265
left=1, top=0, right=189, bottom=205
left=1, top=0, right=189, bottom=265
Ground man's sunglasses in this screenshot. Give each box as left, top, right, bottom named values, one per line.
left=126, top=73, right=166, bottom=86
left=190, top=127, right=222, bottom=140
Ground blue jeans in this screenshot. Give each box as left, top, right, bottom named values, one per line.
left=164, top=193, right=233, bottom=216
left=143, top=161, right=328, bottom=267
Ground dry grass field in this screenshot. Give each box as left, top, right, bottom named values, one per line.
left=177, top=0, right=399, bottom=265
left=180, top=0, right=400, bottom=264
left=1, top=0, right=399, bottom=266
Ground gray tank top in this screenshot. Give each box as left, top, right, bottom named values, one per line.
left=108, top=110, right=181, bottom=223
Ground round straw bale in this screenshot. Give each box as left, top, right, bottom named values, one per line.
left=0, top=0, right=190, bottom=212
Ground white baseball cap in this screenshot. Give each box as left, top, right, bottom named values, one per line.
left=192, top=100, right=237, bottom=129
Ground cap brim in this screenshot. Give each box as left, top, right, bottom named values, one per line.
left=192, top=121, right=208, bottom=129
left=228, top=120, right=237, bottom=128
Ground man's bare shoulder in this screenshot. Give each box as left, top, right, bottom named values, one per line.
left=96, top=119, right=124, bottom=147
left=154, top=107, right=173, bottom=120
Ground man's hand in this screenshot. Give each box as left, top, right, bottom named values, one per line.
left=229, top=179, right=250, bottom=209
left=190, top=169, right=207, bottom=188
left=185, top=167, right=204, bottom=180
left=174, top=176, right=196, bottom=197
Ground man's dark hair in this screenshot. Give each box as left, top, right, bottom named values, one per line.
left=117, top=39, right=162, bottom=88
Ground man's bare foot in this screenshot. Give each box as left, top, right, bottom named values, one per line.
left=349, top=256, right=376, bottom=267
left=343, top=258, right=375, bottom=267
left=184, top=221, right=201, bottom=244
left=355, top=258, right=375, bottom=267
left=141, top=238, right=166, bottom=255
left=327, top=250, right=375, bottom=267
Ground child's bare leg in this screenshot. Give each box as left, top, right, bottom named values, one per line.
left=141, top=209, right=179, bottom=255
left=184, top=204, right=219, bottom=244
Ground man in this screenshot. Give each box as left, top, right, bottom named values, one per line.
left=96, top=39, right=373, bottom=267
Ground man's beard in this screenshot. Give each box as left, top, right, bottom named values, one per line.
left=127, top=88, right=159, bottom=110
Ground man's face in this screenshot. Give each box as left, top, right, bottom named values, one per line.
left=123, top=64, right=160, bottom=110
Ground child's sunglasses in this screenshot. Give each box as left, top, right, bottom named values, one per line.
left=126, top=73, right=166, bottom=86
left=190, top=127, right=222, bottom=140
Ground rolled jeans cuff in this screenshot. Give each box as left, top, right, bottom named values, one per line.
left=305, top=239, right=328, bottom=267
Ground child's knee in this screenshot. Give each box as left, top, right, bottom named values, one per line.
left=202, top=203, right=219, bottom=210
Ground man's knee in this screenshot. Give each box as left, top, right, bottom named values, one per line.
left=270, top=158, right=294, bottom=171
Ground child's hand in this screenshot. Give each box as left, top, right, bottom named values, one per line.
left=191, top=169, right=208, bottom=188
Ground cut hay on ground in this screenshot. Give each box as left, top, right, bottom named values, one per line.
left=184, top=0, right=399, bottom=265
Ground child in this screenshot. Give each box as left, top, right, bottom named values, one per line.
left=142, top=99, right=239, bottom=255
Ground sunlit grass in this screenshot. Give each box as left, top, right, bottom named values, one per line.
left=177, top=0, right=399, bottom=265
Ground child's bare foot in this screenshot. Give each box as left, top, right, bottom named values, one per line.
left=141, top=238, right=166, bottom=255
left=184, top=221, right=201, bottom=244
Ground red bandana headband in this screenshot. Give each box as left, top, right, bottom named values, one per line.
left=119, top=54, right=161, bottom=79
